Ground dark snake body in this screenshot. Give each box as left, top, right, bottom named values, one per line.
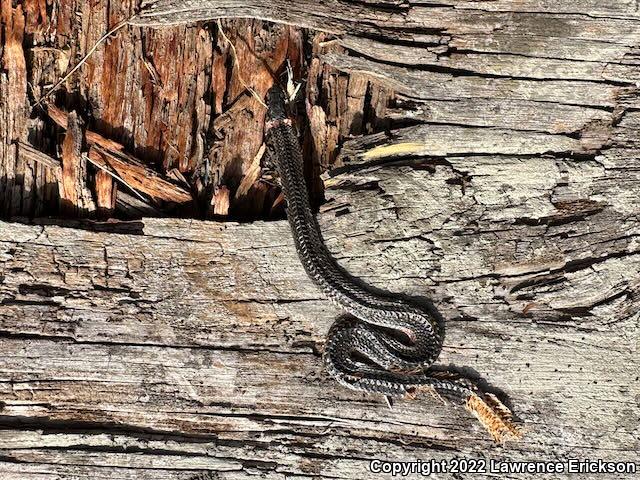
left=264, top=86, right=480, bottom=403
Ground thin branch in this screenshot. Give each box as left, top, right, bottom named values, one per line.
left=83, top=153, right=149, bottom=203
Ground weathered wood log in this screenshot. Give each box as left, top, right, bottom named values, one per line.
left=0, top=149, right=639, bottom=477
left=1, top=0, right=639, bottom=477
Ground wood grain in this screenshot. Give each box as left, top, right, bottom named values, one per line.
left=0, top=146, right=638, bottom=476
left=1, top=0, right=639, bottom=477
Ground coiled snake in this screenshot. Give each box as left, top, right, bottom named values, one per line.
left=264, top=86, right=521, bottom=442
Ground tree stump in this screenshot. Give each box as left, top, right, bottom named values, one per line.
left=0, top=0, right=639, bottom=478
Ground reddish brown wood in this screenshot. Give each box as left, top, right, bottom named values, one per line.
left=94, top=169, right=117, bottom=218
left=87, top=146, right=192, bottom=205
left=47, top=105, right=126, bottom=153
left=212, top=185, right=231, bottom=217
left=1, top=1, right=389, bottom=219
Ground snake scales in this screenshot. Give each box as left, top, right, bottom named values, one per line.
left=264, top=86, right=521, bottom=442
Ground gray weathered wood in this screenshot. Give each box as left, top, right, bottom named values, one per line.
left=1, top=0, right=639, bottom=478
left=1, top=146, right=638, bottom=477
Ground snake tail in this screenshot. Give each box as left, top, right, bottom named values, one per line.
left=466, top=392, right=523, bottom=442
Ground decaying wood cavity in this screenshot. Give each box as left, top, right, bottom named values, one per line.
left=1, top=0, right=640, bottom=478
left=2, top=0, right=390, bottom=220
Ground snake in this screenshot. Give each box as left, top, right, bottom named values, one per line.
left=263, top=85, right=521, bottom=442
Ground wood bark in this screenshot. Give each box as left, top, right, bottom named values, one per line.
left=1, top=0, right=639, bottom=478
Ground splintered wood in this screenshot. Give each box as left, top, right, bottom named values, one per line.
left=48, top=105, right=193, bottom=209
left=3, top=1, right=390, bottom=220
left=86, top=147, right=192, bottom=204
left=94, top=169, right=116, bottom=218
left=59, top=112, right=95, bottom=216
